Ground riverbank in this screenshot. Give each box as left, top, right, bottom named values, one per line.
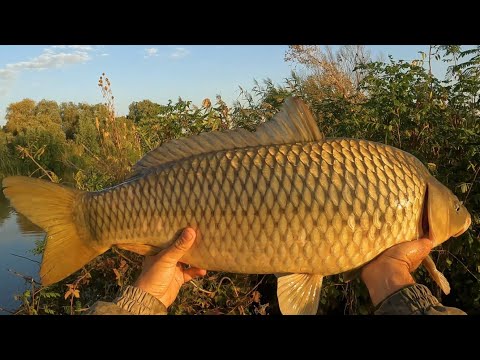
left=0, top=193, right=43, bottom=314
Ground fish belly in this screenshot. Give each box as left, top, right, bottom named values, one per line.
left=82, top=138, right=427, bottom=276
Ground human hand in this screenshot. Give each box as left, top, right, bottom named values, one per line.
left=360, top=238, right=433, bottom=306
left=134, top=228, right=207, bottom=308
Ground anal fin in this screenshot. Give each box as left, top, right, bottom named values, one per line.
left=276, top=273, right=324, bottom=315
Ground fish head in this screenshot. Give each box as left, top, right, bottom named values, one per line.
left=426, top=176, right=472, bottom=246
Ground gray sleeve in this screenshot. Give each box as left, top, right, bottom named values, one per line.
left=374, top=284, right=467, bottom=315
left=85, top=285, right=168, bottom=315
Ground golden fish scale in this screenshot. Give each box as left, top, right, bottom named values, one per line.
left=81, top=139, right=428, bottom=276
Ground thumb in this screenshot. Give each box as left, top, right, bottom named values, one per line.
left=382, top=237, right=433, bottom=272
left=406, top=237, right=434, bottom=271
left=163, top=228, right=197, bottom=262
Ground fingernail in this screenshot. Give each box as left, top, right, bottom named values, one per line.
left=182, top=228, right=194, bottom=241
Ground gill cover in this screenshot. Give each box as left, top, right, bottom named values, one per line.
left=427, top=176, right=471, bottom=246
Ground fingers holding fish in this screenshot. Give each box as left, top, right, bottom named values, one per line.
left=182, top=266, right=207, bottom=283
left=378, top=237, right=433, bottom=273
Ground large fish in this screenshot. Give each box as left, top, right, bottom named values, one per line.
left=2, top=97, right=471, bottom=315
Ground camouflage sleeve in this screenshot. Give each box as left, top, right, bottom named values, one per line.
left=374, top=284, right=467, bottom=315
left=85, top=285, right=168, bottom=315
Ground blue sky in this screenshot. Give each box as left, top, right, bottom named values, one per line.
left=0, top=45, right=450, bottom=126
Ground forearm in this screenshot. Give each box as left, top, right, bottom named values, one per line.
left=374, top=284, right=467, bottom=315
left=85, top=285, right=168, bottom=315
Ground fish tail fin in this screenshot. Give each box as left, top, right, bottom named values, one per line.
left=2, top=176, right=108, bottom=286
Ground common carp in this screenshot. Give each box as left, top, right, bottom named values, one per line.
left=2, top=97, right=471, bottom=315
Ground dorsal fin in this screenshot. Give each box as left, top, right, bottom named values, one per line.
left=127, top=97, right=324, bottom=178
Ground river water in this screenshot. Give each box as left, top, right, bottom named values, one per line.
left=0, top=192, right=44, bottom=314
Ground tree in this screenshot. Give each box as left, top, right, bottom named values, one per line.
left=76, top=105, right=100, bottom=155
left=127, top=100, right=162, bottom=124
left=60, top=102, right=81, bottom=140
left=4, top=99, right=36, bottom=135
left=34, top=100, right=61, bottom=127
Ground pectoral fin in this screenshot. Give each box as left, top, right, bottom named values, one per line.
left=422, top=255, right=451, bottom=295
left=276, top=273, right=324, bottom=315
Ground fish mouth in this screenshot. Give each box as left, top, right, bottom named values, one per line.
left=453, top=215, right=472, bottom=237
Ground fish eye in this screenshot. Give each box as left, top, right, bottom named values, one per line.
left=455, top=203, right=461, bottom=212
